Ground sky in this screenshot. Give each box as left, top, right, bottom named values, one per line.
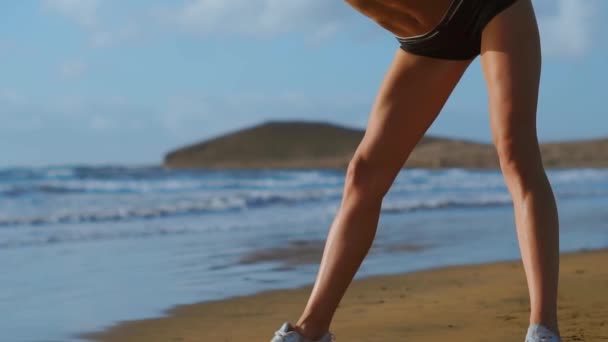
left=0, top=0, right=606, bottom=167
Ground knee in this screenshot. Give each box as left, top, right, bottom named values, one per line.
left=494, top=134, right=544, bottom=188
left=344, top=156, right=393, bottom=204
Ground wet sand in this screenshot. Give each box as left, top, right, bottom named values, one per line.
left=79, top=248, right=608, bottom=342
left=238, top=239, right=432, bottom=270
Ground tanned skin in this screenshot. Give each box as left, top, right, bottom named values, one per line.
left=290, top=1, right=561, bottom=340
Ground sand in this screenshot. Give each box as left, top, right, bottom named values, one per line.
left=79, top=248, right=608, bottom=342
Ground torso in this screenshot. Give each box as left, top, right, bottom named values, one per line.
left=345, top=0, right=455, bottom=38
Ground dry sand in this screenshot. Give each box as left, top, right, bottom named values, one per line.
left=79, top=248, right=608, bottom=342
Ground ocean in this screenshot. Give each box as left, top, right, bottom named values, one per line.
left=1, top=166, right=607, bottom=342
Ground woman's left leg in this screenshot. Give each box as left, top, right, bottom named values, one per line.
left=480, top=0, right=560, bottom=337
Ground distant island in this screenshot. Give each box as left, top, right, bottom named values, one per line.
left=163, top=121, right=608, bottom=170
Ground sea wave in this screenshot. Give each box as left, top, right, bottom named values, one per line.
left=0, top=169, right=344, bottom=197
left=1, top=167, right=607, bottom=197
left=0, top=167, right=607, bottom=227
left=381, top=194, right=512, bottom=213
left=0, top=188, right=343, bottom=227
left=2, top=186, right=608, bottom=228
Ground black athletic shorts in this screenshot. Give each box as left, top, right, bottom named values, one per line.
left=396, top=0, right=519, bottom=60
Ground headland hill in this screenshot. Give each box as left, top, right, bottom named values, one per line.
left=163, top=121, right=608, bottom=170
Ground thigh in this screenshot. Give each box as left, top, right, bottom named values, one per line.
left=480, top=0, right=541, bottom=151
left=353, top=49, right=472, bottom=185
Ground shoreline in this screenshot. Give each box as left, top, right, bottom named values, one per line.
left=77, top=247, right=608, bottom=342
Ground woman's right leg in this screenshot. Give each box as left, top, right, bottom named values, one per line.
left=293, top=49, right=473, bottom=340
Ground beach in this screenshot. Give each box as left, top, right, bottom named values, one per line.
left=2, top=166, right=607, bottom=341
left=5, top=0, right=608, bottom=340
left=80, top=248, right=608, bottom=342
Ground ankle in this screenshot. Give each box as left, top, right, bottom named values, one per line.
left=294, top=318, right=330, bottom=341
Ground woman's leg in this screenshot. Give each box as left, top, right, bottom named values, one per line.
left=480, top=0, right=560, bottom=336
left=293, top=50, right=472, bottom=340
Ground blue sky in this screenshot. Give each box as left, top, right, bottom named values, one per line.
left=0, top=0, right=606, bottom=167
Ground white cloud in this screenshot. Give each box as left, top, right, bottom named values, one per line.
left=160, top=91, right=371, bottom=141
left=171, top=0, right=351, bottom=39
left=42, top=0, right=144, bottom=48
left=0, top=89, right=22, bottom=105
left=60, top=59, right=87, bottom=78
left=43, top=0, right=100, bottom=27
left=0, top=93, right=157, bottom=135
left=38, top=0, right=600, bottom=57
left=166, top=0, right=600, bottom=56
left=0, top=90, right=45, bottom=132
left=90, top=115, right=112, bottom=131
left=0, top=40, right=8, bottom=57
left=89, top=25, right=141, bottom=48
left=535, top=0, right=596, bottom=57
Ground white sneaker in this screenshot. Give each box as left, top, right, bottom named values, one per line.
left=270, top=322, right=335, bottom=342
left=525, top=323, right=561, bottom=342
